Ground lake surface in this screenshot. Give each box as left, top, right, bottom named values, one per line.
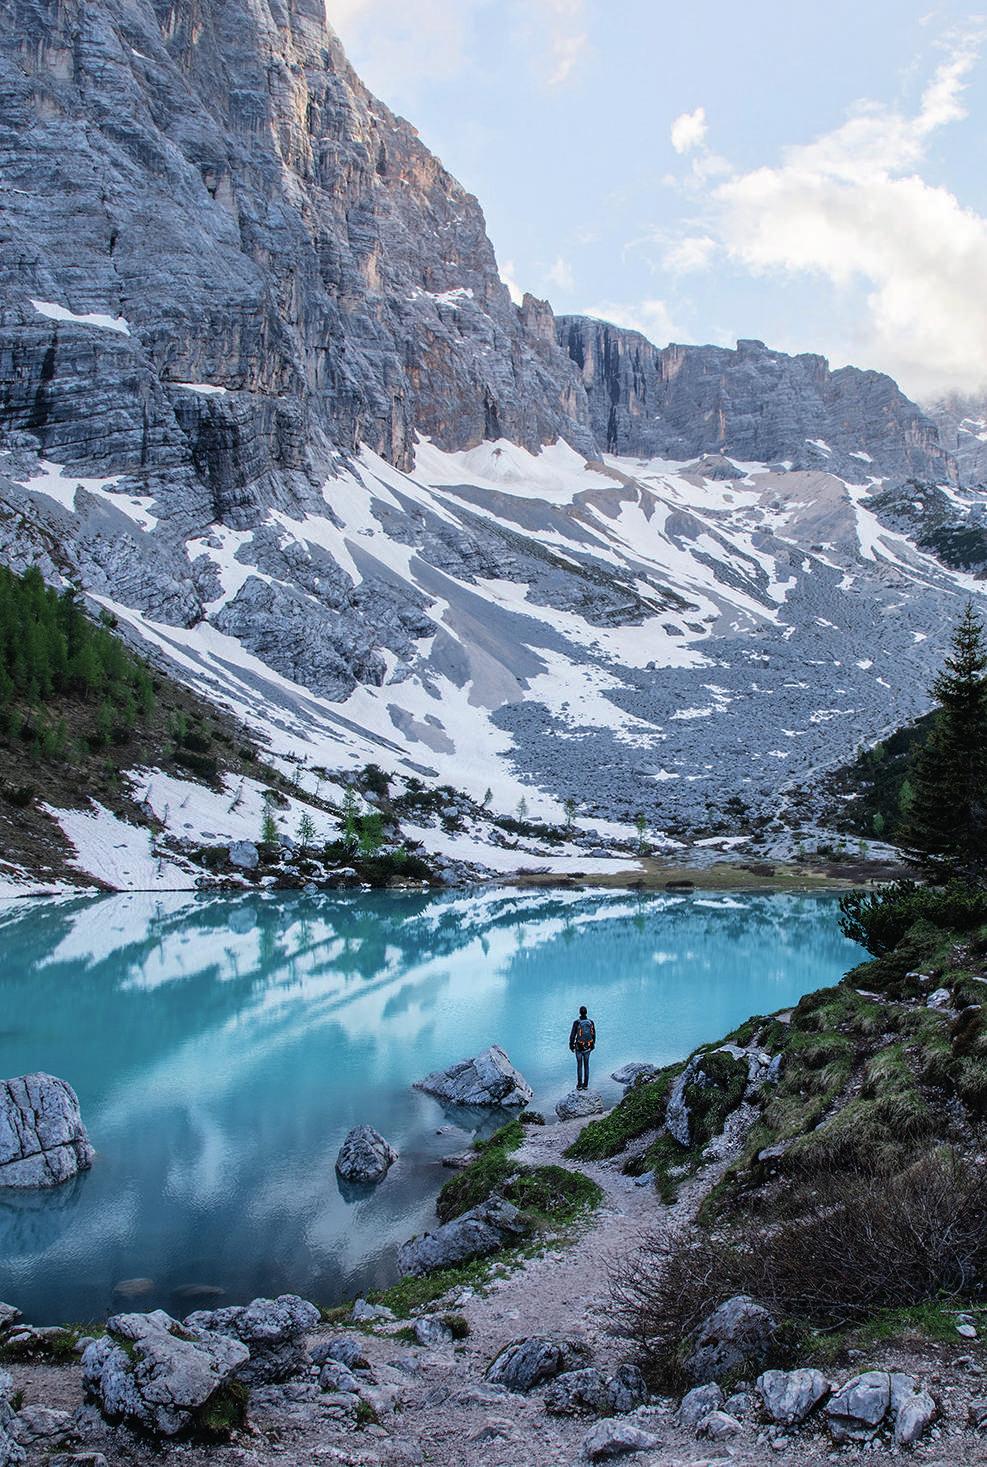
left=0, top=887, right=861, bottom=1324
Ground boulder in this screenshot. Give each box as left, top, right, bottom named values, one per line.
left=665, top=1055, right=702, bottom=1146
left=757, top=1367, right=831, bottom=1425
left=183, top=1294, right=319, bottom=1385
left=318, top=1362, right=362, bottom=1395
left=555, top=1090, right=605, bottom=1121
left=825, top=1370, right=891, bottom=1443
left=607, top=1364, right=649, bottom=1414
left=0, top=1371, right=25, bottom=1467
left=678, top=1383, right=724, bottom=1426
left=228, top=841, right=259, bottom=870
left=543, top=1367, right=611, bottom=1415
left=414, top=1046, right=532, bottom=1107
left=485, top=1336, right=590, bottom=1393
left=412, top=1317, right=453, bottom=1349
left=81, top=1309, right=249, bottom=1437
left=611, top=1064, right=660, bottom=1089
left=398, top=1197, right=528, bottom=1277
left=683, top=1296, right=777, bottom=1384
left=10, top=1406, right=75, bottom=1447
left=350, top=1299, right=395, bottom=1324
left=0, top=1307, right=20, bottom=1333
left=697, top=1409, right=742, bottom=1440
left=582, top=1417, right=659, bottom=1460
left=310, top=1336, right=370, bottom=1371
left=335, top=1126, right=398, bottom=1184
left=0, top=1074, right=94, bottom=1188
left=891, top=1374, right=937, bottom=1448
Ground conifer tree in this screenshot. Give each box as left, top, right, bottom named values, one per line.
left=900, top=601, right=987, bottom=882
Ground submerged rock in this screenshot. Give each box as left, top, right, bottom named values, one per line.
left=398, top=1197, right=529, bottom=1277
left=555, top=1090, right=605, bottom=1120
left=335, top=1126, right=398, bottom=1183
left=81, top=1309, right=249, bottom=1437
left=183, top=1294, right=319, bottom=1385
left=0, top=1074, right=94, bottom=1188
left=414, top=1046, right=532, bottom=1107
left=683, top=1295, right=777, bottom=1384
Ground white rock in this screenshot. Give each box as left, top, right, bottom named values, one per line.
left=583, top=1417, right=659, bottom=1459
left=555, top=1089, right=605, bottom=1120
left=414, top=1046, right=532, bottom=1107
left=0, top=1074, right=94, bottom=1188
left=757, top=1367, right=831, bottom=1425
left=335, top=1126, right=398, bottom=1183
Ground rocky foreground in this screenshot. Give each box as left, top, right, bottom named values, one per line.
left=2, top=1107, right=987, bottom=1467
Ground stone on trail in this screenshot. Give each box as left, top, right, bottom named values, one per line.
left=81, top=1309, right=250, bottom=1437
left=10, top=1406, right=75, bottom=1448
left=825, top=1370, right=891, bottom=1442
left=583, top=1417, right=660, bottom=1460
left=890, top=1374, right=937, bottom=1448
left=398, top=1197, right=529, bottom=1277
left=335, top=1125, right=398, bottom=1183
left=0, top=1073, right=94, bottom=1188
left=757, top=1367, right=831, bottom=1425
left=414, top=1045, right=533, bottom=1107
left=350, top=1298, right=395, bottom=1323
left=485, top=1335, right=591, bottom=1393
left=318, top=1361, right=362, bottom=1395
left=682, top=1295, right=777, bottom=1384
left=555, top=1089, right=605, bottom=1120
left=696, top=1408, right=742, bottom=1440
left=607, top=1363, right=649, bottom=1413
left=412, top=1317, right=453, bottom=1349
left=678, top=1383, right=724, bottom=1426
left=183, top=1294, right=319, bottom=1385
left=543, top=1366, right=611, bottom=1415
left=310, top=1336, right=371, bottom=1371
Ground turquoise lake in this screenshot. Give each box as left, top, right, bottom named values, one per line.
left=0, top=888, right=862, bottom=1324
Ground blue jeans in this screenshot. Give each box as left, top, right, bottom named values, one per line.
left=576, top=1051, right=590, bottom=1087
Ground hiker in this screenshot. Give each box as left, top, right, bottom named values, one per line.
left=569, top=1005, right=596, bottom=1090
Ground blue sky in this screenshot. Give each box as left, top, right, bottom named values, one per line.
left=330, top=1, right=987, bottom=402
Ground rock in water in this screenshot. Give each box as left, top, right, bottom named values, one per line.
left=555, top=1090, right=605, bottom=1120
left=398, top=1197, right=529, bottom=1277
left=335, top=1126, right=398, bottom=1183
left=0, top=1074, right=94, bottom=1188
left=485, top=1336, right=591, bottom=1393
left=414, top=1046, right=532, bottom=1107
left=81, top=1310, right=249, bottom=1437
left=682, top=1295, right=777, bottom=1384
left=183, top=1294, right=319, bottom=1385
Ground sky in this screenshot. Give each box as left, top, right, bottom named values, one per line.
left=328, top=1, right=987, bottom=405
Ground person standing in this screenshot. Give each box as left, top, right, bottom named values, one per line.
left=568, top=1005, right=596, bottom=1090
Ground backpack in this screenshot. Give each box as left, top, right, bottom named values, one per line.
left=574, top=1017, right=594, bottom=1051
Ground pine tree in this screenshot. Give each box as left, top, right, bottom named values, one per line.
left=900, top=602, right=987, bottom=882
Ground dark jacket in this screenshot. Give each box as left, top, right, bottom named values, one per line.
left=569, top=1017, right=596, bottom=1052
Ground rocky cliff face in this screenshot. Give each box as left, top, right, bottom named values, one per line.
left=557, top=318, right=955, bottom=484
left=926, top=394, right=987, bottom=486
left=0, top=0, right=593, bottom=494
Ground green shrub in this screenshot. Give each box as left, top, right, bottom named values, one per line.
left=839, top=880, right=987, bottom=957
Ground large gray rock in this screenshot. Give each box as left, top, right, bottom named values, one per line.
left=228, top=841, right=259, bottom=871
left=0, top=1074, right=94, bottom=1188
left=335, top=1126, right=398, bottom=1184
left=678, top=1382, right=723, bottom=1427
left=414, top=1047, right=532, bottom=1107
left=555, top=1089, right=605, bottom=1120
left=582, top=1417, right=659, bottom=1460
left=10, top=1406, right=76, bottom=1448
left=485, top=1336, right=590, bottom=1393
left=825, top=1370, right=891, bottom=1443
left=310, top=1336, right=370, bottom=1371
left=0, top=1307, right=21, bottom=1333
left=183, top=1294, right=319, bottom=1385
left=606, top=1364, right=649, bottom=1414
left=757, top=1368, right=831, bottom=1425
left=81, top=1309, right=250, bottom=1437
left=398, top=1196, right=528, bottom=1277
left=890, top=1373, right=937, bottom=1448
left=0, top=1371, right=25, bottom=1467
left=543, top=1367, right=611, bottom=1416
left=682, top=1296, right=777, bottom=1384
left=611, top=1064, right=660, bottom=1089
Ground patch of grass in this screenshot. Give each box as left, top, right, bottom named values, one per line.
left=191, top=1379, right=249, bottom=1439
left=0, top=1323, right=104, bottom=1364
left=442, top=1313, right=470, bottom=1339
left=503, top=1164, right=602, bottom=1222
left=370, top=1250, right=523, bottom=1318
left=799, top=1301, right=973, bottom=1368
left=437, top=1120, right=525, bottom=1222
left=565, top=1065, right=681, bottom=1161
left=317, top=1304, right=352, bottom=1326
left=355, top=1398, right=380, bottom=1427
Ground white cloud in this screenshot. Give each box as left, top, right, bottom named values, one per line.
left=546, top=255, right=575, bottom=291
left=663, top=234, right=717, bottom=274
left=519, top=0, right=589, bottom=87
left=670, top=106, right=707, bottom=155
left=499, top=259, right=525, bottom=305
left=327, top=0, right=482, bottom=91
left=676, top=30, right=987, bottom=398
left=581, top=298, right=687, bottom=344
